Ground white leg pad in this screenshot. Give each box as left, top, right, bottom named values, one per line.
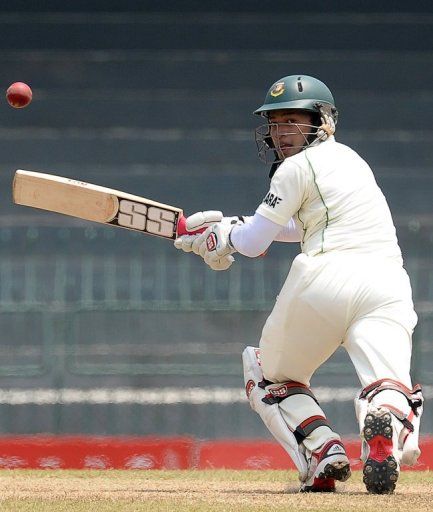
left=354, top=391, right=370, bottom=462
left=354, top=389, right=423, bottom=466
left=401, top=401, right=423, bottom=466
left=355, top=391, right=403, bottom=463
left=242, top=346, right=308, bottom=480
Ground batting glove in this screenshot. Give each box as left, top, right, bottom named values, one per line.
left=186, top=210, right=246, bottom=231
left=174, top=231, right=235, bottom=271
left=174, top=232, right=205, bottom=254
left=206, top=254, right=235, bottom=271
left=198, top=218, right=244, bottom=271
left=186, top=210, right=224, bottom=231
left=201, top=222, right=237, bottom=258
left=174, top=211, right=245, bottom=255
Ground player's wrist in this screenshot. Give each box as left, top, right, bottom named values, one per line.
left=222, top=215, right=246, bottom=226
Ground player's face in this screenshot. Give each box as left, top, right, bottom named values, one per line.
left=268, top=110, right=315, bottom=159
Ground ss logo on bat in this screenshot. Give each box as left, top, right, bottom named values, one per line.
left=117, top=199, right=176, bottom=238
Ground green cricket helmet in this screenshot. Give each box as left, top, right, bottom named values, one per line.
left=254, top=75, right=337, bottom=121
left=254, top=75, right=338, bottom=174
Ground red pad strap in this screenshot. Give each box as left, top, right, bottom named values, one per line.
left=294, top=415, right=330, bottom=445
left=262, top=382, right=319, bottom=406
left=359, top=378, right=423, bottom=416
left=381, top=403, right=415, bottom=432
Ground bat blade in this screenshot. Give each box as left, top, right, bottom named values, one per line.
left=13, top=170, right=121, bottom=223
left=13, top=169, right=186, bottom=240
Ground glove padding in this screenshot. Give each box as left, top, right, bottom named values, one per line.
left=173, top=213, right=234, bottom=271
left=186, top=210, right=244, bottom=231
left=186, top=210, right=224, bottom=231
left=174, top=211, right=244, bottom=256
left=174, top=233, right=205, bottom=255
left=199, top=220, right=244, bottom=270
left=174, top=232, right=234, bottom=271
left=206, top=253, right=235, bottom=271
left=201, top=222, right=236, bottom=259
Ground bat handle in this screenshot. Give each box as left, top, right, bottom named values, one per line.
left=176, top=214, right=207, bottom=236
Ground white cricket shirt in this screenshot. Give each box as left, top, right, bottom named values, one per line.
left=256, top=137, right=402, bottom=260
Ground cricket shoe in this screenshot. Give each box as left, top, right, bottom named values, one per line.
left=362, top=407, right=399, bottom=494
left=300, top=439, right=351, bottom=493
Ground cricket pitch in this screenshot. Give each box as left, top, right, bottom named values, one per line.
left=0, top=469, right=432, bottom=512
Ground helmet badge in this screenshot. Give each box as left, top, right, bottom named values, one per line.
left=270, top=82, right=285, bottom=97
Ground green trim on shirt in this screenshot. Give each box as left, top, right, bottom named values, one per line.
left=305, top=151, right=329, bottom=253
left=296, top=211, right=306, bottom=247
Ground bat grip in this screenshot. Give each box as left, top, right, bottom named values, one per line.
left=176, top=215, right=207, bottom=236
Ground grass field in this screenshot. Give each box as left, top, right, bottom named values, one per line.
left=0, top=469, right=432, bottom=512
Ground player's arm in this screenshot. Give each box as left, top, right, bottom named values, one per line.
left=176, top=211, right=300, bottom=254
left=229, top=213, right=298, bottom=257
left=273, top=217, right=302, bottom=243
left=174, top=160, right=308, bottom=268
left=203, top=161, right=308, bottom=263
left=198, top=211, right=300, bottom=261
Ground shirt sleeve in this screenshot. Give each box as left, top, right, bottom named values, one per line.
left=274, top=217, right=302, bottom=242
left=241, top=214, right=300, bottom=242
left=230, top=213, right=284, bottom=257
left=256, top=159, right=310, bottom=226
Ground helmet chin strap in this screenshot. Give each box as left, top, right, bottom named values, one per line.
left=315, top=102, right=337, bottom=141
left=319, top=123, right=335, bottom=137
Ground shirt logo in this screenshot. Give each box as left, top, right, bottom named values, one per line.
left=263, top=192, right=282, bottom=208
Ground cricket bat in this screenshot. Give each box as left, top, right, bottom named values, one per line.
left=12, top=169, right=204, bottom=239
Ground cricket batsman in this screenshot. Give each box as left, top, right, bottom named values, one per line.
left=174, top=75, right=423, bottom=494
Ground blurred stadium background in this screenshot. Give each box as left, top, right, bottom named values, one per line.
left=0, top=0, right=432, bottom=449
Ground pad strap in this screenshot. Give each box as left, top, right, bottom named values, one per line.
left=258, top=378, right=274, bottom=389
left=381, top=403, right=415, bottom=433
left=261, top=381, right=319, bottom=406
left=359, top=378, right=423, bottom=416
left=293, top=415, right=330, bottom=445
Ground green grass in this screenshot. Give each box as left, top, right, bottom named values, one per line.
left=0, top=470, right=431, bottom=511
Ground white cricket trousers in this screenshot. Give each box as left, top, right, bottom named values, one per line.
left=259, top=252, right=417, bottom=389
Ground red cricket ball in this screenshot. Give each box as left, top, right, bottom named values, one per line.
left=6, top=82, right=33, bottom=108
